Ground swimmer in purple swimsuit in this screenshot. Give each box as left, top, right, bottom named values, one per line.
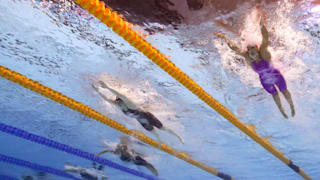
left=215, top=17, right=295, bottom=118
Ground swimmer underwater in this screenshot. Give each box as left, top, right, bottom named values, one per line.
left=215, top=15, right=295, bottom=118
left=92, top=81, right=184, bottom=145
left=96, top=136, right=158, bottom=176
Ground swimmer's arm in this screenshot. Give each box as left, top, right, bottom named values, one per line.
left=92, top=84, right=118, bottom=106
left=98, top=81, right=138, bottom=109
left=260, top=18, right=269, bottom=51
left=96, top=150, right=116, bottom=157
left=260, top=20, right=272, bottom=61
left=226, top=39, right=243, bottom=55
left=213, top=20, right=238, bottom=35
left=134, top=152, right=144, bottom=157
left=98, top=81, right=124, bottom=97
left=215, top=32, right=247, bottom=57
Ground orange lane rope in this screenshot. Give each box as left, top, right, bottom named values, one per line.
left=71, top=0, right=312, bottom=179
left=0, top=65, right=234, bottom=180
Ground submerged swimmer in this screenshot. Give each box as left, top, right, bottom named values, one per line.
left=96, top=136, right=158, bottom=176
left=64, top=162, right=108, bottom=180
left=215, top=17, right=295, bottom=118
left=92, top=81, right=184, bottom=145
left=21, top=172, right=48, bottom=180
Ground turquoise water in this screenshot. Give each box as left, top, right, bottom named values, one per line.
left=1, top=0, right=320, bottom=179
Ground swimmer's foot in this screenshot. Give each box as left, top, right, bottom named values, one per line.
left=281, top=90, right=295, bottom=117
left=281, top=111, right=288, bottom=119
left=144, top=163, right=158, bottom=176
left=272, top=92, right=288, bottom=119
left=162, top=127, right=184, bottom=144
left=177, top=134, right=184, bottom=144
left=290, top=105, right=295, bottom=117
left=174, top=133, right=184, bottom=144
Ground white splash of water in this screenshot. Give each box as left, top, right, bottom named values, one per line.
left=214, top=1, right=314, bottom=88
left=240, top=8, right=262, bottom=49
left=93, top=72, right=185, bottom=136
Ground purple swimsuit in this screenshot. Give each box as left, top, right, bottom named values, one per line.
left=252, top=58, right=287, bottom=94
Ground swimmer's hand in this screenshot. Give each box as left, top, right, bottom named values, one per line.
left=259, top=10, right=267, bottom=28
left=259, top=16, right=264, bottom=27
left=98, top=81, right=109, bottom=88
left=214, top=32, right=225, bottom=39
left=91, top=84, right=99, bottom=91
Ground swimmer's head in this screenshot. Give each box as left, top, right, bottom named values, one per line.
left=247, top=45, right=260, bottom=60
left=116, top=144, right=129, bottom=156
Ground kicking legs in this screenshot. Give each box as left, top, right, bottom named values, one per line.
left=160, top=127, right=184, bottom=144
left=272, top=91, right=288, bottom=119
left=272, top=90, right=295, bottom=118
left=282, top=89, right=295, bottom=117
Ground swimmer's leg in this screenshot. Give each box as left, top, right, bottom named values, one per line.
left=274, top=73, right=295, bottom=117
left=134, top=156, right=158, bottom=176
left=272, top=91, right=288, bottom=119
left=260, top=75, right=288, bottom=118
left=140, top=120, right=163, bottom=149
left=144, top=112, right=184, bottom=144
left=282, top=90, right=295, bottom=117
left=160, top=127, right=184, bottom=144
left=143, top=162, right=158, bottom=176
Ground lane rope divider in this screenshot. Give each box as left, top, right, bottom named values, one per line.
left=71, top=0, right=311, bottom=179
left=0, top=65, right=233, bottom=180
left=0, top=175, right=19, bottom=180
left=0, top=122, right=159, bottom=180
left=0, top=153, right=81, bottom=180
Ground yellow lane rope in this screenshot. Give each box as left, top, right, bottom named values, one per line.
left=72, top=0, right=312, bottom=179
left=0, top=65, right=234, bottom=180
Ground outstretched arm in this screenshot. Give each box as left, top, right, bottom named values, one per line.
left=259, top=17, right=272, bottom=61
left=260, top=18, right=269, bottom=50
left=98, top=81, right=124, bottom=98
left=214, top=32, right=247, bottom=57
left=96, top=150, right=116, bottom=157
left=213, top=19, right=239, bottom=35
left=92, top=84, right=117, bottom=106
left=97, top=81, right=138, bottom=109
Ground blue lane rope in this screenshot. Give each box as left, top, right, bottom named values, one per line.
left=0, top=122, right=158, bottom=180
left=0, top=175, right=19, bottom=180
left=0, top=154, right=81, bottom=180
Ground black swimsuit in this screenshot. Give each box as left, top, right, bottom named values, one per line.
left=122, top=109, right=163, bottom=131
left=80, top=172, right=98, bottom=180
left=118, top=145, right=148, bottom=166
